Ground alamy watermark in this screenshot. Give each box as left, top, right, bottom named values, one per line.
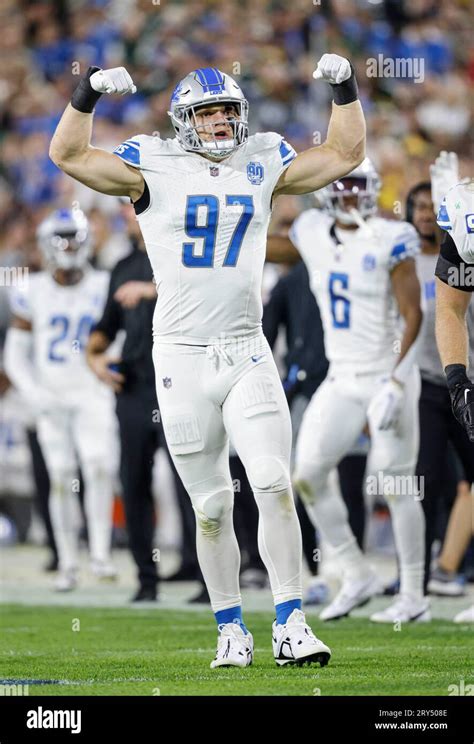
left=0, top=683, right=29, bottom=695
left=0, top=266, right=29, bottom=287
left=447, top=264, right=474, bottom=289
left=26, top=706, right=81, bottom=734
left=206, top=333, right=266, bottom=358
left=448, top=679, right=474, bottom=696
left=366, top=471, right=424, bottom=501
left=366, top=55, right=425, bottom=84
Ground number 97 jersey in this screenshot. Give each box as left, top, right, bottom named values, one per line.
left=113, top=132, right=296, bottom=345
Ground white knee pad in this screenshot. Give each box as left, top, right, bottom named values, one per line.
left=190, top=476, right=234, bottom=539
left=246, top=455, right=290, bottom=494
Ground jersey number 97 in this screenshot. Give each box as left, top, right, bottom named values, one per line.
left=182, top=195, right=254, bottom=268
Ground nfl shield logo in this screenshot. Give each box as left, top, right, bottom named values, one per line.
left=247, top=162, right=264, bottom=185
left=209, top=166, right=219, bottom=177
left=362, top=254, right=376, bottom=271
left=162, top=377, right=172, bottom=389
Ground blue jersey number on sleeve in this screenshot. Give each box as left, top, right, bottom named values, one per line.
left=182, top=195, right=254, bottom=268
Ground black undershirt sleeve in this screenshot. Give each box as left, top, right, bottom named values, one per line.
left=435, top=231, right=473, bottom=293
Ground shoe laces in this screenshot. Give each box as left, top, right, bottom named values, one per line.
left=284, top=609, right=318, bottom=638
left=217, top=622, right=247, bottom=640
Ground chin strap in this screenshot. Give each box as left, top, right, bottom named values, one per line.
left=345, top=207, right=375, bottom=237
left=347, top=207, right=366, bottom=229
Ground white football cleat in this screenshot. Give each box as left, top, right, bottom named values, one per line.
left=90, top=560, right=118, bottom=581
left=272, top=609, right=331, bottom=667
left=54, top=568, right=78, bottom=592
left=453, top=605, right=474, bottom=624
left=427, top=565, right=465, bottom=596
left=319, top=571, right=382, bottom=621
left=370, top=594, right=431, bottom=624
left=210, top=623, right=253, bottom=669
left=304, top=576, right=330, bottom=606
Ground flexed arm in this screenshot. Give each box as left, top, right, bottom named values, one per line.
left=50, top=67, right=144, bottom=201
left=275, top=55, right=366, bottom=196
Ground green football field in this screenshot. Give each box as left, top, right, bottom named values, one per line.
left=1, top=604, right=472, bottom=696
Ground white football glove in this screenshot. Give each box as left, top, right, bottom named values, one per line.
left=313, top=54, right=352, bottom=84
left=430, top=150, right=459, bottom=213
left=90, top=67, right=137, bottom=96
left=367, top=379, right=405, bottom=432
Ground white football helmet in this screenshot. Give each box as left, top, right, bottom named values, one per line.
left=168, top=67, right=249, bottom=159
left=315, top=158, right=381, bottom=225
left=37, top=208, right=91, bottom=271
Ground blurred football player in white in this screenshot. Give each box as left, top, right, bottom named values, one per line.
left=5, top=208, right=117, bottom=591
left=267, top=159, right=429, bottom=623
left=434, top=161, right=474, bottom=625
left=49, top=54, right=366, bottom=667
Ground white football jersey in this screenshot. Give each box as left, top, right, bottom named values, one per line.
left=289, top=211, right=420, bottom=373
left=10, top=269, right=111, bottom=401
left=113, top=132, right=296, bottom=344
left=437, top=180, right=474, bottom=263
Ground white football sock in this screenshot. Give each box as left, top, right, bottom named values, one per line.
left=385, top=491, right=425, bottom=599
left=49, top=471, right=80, bottom=572
left=82, top=463, right=114, bottom=564
left=254, top=486, right=302, bottom=605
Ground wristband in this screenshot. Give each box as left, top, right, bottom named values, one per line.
left=445, top=363, right=469, bottom=390
left=331, top=64, right=358, bottom=106
left=71, top=66, right=102, bottom=113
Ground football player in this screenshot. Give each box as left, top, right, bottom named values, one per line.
left=435, top=174, right=474, bottom=624
left=407, top=154, right=474, bottom=595
left=49, top=55, right=366, bottom=667
left=5, top=209, right=117, bottom=591
left=267, top=159, right=429, bottom=623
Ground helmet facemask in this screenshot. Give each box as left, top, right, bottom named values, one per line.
left=46, top=230, right=90, bottom=270
left=37, top=210, right=91, bottom=272
left=316, top=176, right=379, bottom=225
left=170, top=99, right=249, bottom=160
left=315, top=167, right=381, bottom=226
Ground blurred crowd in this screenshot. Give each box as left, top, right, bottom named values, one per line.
left=1, top=0, right=473, bottom=324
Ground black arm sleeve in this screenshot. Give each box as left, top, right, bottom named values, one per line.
left=435, top=231, right=473, bottom=293
left=93, top=271, right=123, bottom=340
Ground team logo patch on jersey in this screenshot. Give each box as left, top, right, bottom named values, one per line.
left=162, top=377, right=172, bottom=389
left=465, top=214, right=474, bottom=233
left=247, top=162, right=264, bottom=185
left=209, top=166, right=219, bottom=177
left=362, top=254, right=376, bottom=271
